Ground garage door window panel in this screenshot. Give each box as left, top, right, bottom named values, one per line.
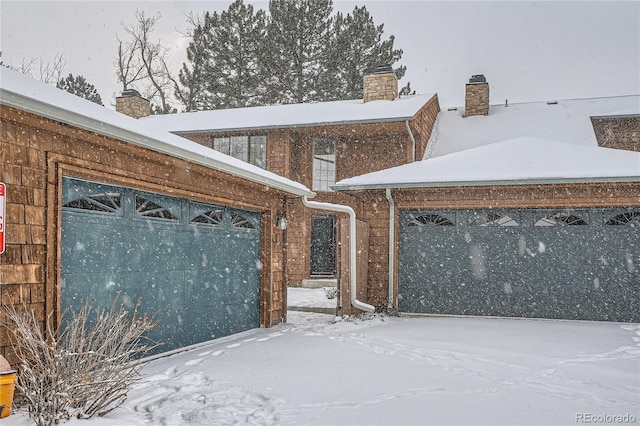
left=191, top=210, right=223, bottom=225
left=231, top=212, right=255, bottom=229
left=63, top=192, right=122, bottom=214
left=468, top=212, right=519, bottom=227
left=606, top=211, right=640, bottom=226
left=408, top=213, right=455, bottom=227
left=535, top=212, right=588, bottom=227
left=135, top=195, right=179, bottom=221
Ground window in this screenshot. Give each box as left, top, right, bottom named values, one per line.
left=63, top=192, right=121, bottom=213
left=313, top=139, right=336, bottom=191
left=212, top=135, right=267, bottom=169
left=191, top=210, right=223, bottom=225
left=469, top=213, right=519, bottom=227
left=231, top=212, right=254, bottom=229
left=135, top=195, right=178, bottom=220
left=605, top=211, right=640, bottom=226
left=408, top=214, right=454, bottom=227
left=534, top=213, right=587, bottom=226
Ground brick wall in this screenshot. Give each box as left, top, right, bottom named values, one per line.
left=115, top=95, right=151, bottom=119
left=465, top=83, right=490, bottom=117
left=363, top=72, right=398, bottom=103
left=591, top=115, right=640, bottom=152
left=344, top=182, right=640, bottom=308
left=173, top=97, right=440, bottom=289
left=409, top=94, right=441, bottom=159
left=0, top=105, right=289, bottom=365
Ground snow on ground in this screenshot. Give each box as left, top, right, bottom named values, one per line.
left=287, top=286, right=338, bottom=310
left=8, top=298, right=639, bottom=426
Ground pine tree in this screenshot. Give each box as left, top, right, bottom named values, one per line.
left=325, top=6, right=406, bottom=101
left=262, top=0, right=334, bottom=104
left=179, top=0, right=267, bottom=110
left=177, top=16, right=210, bottom=111
left=177, top=0, right=410, bottom=109
left=56, top=74, right=103, bottom=105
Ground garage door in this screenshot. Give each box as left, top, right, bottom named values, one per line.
left=61, top=177, right=261, bottom=353
left=398, top=208, right=639, bottom=322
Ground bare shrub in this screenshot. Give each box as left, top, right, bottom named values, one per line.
left=324, top=287, right=338, bottom=300
left=3, top=296, right=159, bottom=425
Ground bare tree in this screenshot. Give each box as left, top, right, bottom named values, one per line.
left=116, top=36, right=144, bottom=91
left=115, top=10, right=178, bottom=114
left=1, top=51, right=66, bottom=84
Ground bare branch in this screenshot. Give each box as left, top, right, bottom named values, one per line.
left=3, top=295, right=160, bottom=425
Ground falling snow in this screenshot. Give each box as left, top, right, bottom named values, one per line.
left=9, top=306, right=640, bottom=426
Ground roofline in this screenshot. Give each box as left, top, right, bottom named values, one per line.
left=0, top=89, right=315, bottom=198
left=166, top=115, right=416, bottom=135
left=590, top=113, right=640, bottom=119
left=333, top=175, right=640, bottom=191
left=439, top=93, right=640, bottom=111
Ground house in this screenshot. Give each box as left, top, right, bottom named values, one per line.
left=2, top=63, right=636, bottom=369
left=333, top=76, right=640, bottom=322
left=138, top=66, right=440, bottom=292
left=0, top=66, right=314, bottom=361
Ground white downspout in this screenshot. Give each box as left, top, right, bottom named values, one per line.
left=302, top=196, right=375, bottom=313
left=385, top=188, right=395, bottom=311
left=405, top=120, right=416, bottom=162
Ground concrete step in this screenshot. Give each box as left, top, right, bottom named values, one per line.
left=301, top=278, right=337, bottom=289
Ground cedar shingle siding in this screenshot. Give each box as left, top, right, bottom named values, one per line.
left=0, top=105, right=290, bottom=364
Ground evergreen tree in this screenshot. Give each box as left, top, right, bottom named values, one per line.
left=177, top=0, right=410, bottom=109
left=262, top=0, right=334, bottom=104
left=56, top=73, right=103, bottom=105
left=325, top=6, right=407, bottom=101
left=176, top=16, right=210, bottom=111
left=179, top=0, right=267, bottom=110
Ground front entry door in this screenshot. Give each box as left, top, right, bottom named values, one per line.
left=310, top=215, right=336, bottom=276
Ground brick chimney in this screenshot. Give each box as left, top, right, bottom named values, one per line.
left=363, top=65, right=398, bottom=103
left=464, top=75, right=489, bottom=117
left=116, top=89, right=150, bottom=119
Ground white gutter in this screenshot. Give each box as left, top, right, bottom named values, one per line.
left=385, top=188, right=395, bottom=311
left=334, top=175, right=640, bottom=192
left=302, top=196, right=375, bottom=313
left=405, top=120, right=416, bottom=162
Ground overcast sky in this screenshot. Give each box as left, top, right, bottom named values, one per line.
left=1, top=1, right=638, bottom=109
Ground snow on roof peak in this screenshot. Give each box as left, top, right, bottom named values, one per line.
left=141, top=94, right=436, bottom=133
left=426, top=95, right=640, bottom=159
left=0, top=67, right=312, bottom=196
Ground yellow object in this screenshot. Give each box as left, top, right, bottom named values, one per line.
left=0, top=371, right=17, bottom=418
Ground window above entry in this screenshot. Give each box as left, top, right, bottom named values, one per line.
left=313, top=138, right=336, bottom=191
left=212, top=135, right=267, bottom=169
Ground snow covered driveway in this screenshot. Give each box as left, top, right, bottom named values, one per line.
left=13, top=313, right=640, bottom=426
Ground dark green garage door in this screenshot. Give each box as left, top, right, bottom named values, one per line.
left=399, top=208, right=639, bottom=322
left=61, top=177, right=261, bottom=353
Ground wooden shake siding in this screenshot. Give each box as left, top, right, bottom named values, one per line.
left=0, top=105, right=291, bottom=365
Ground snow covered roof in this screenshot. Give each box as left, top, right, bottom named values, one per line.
left=426, top=95, right=640, bottom=159
left=0, top=68, right=313, bottom=197
left=334, top=137, right=640, bottom=190
left=141, top=94, right=436, bottom=133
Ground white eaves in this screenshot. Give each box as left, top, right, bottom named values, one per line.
left=0, top=67, right=313, bottom=197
